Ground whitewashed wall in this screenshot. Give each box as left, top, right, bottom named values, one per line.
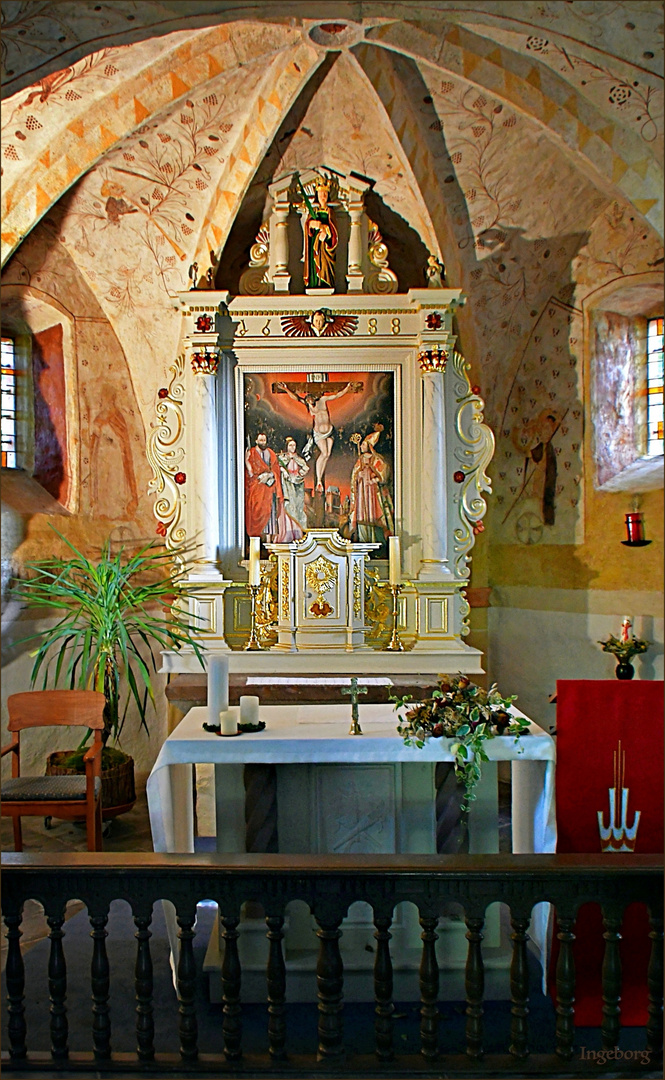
left=487, top=588, right=663, bottom=731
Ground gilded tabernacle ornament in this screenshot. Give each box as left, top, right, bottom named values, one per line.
left=305, top=555, right=337, bottom=618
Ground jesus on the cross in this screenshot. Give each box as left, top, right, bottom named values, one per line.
left=275, top=378, right=362, bottom=492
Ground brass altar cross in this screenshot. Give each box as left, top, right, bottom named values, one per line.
left=342, top=677, right=368, bottom=736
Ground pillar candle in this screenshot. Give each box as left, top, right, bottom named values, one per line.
left=248, top=536, right=261, bottom=586
left=208, top=653, right=229, bottom=725
left=219, top=708, right=238, bottom=736
left=239, top=695, right=260, bottom=724
left=620, top=617, right=632, bottom=643
left=388, top=535, right=401, bottom=586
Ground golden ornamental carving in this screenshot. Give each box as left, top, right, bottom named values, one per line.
left=147, top=355, right=187, bottom=555
left=364, top=567, right=391, bottom=645
left=353, top=561, right=362, bottom=617
left=418, top=345, right=449, bottom=373
left=256, top=558, right=278, bottom=646
left=191, top=350, right=219, bottom=375
left=305, top=555, right=337, bottom=618
left=280, top=561, right=290, bottom=621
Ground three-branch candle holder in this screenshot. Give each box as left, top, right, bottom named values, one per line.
left=385, top=583, right=404, bottom=652
left=245, top=583, right=263, bottom=651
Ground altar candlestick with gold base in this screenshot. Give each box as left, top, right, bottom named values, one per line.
left=245, top=583, right=263, bottom=651
left=385, top=584, right=404, bottom=652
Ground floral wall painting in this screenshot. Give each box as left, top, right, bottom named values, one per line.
left=242, top=371, right=395, bottom=558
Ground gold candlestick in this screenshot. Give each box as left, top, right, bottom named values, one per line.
left=245, top=584, right=263, bottom=651
left=385, top=583, right=404, bottom=652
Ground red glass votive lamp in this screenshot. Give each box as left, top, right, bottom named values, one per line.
left=625, top=512, right=644, bottom=543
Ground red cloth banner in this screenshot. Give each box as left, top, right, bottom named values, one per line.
left=551, top=679, right=664, bottom=1026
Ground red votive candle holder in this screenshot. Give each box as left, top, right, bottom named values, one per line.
left=625, top=513, right=644, bottom=543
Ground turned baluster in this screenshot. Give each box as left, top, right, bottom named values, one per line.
left=465, top=915, right=485, bottom=1059
left=4, top=910, right=27, bottom=1060
left=47, top=911, right=68, bottom=1061
left=555, top=914, right=576, bottom=1059
left=647, top=912, right=663, bottom=1055
left=419, top=915, right=439, bottom=1061
left=601, top=906, right=622, bottom=1050
left=315, top=918, right=344, bottom=1062
left=373, top=915, right=394, bottom=1062
left=90, top=912, right=111, bottom=1060
left=221, top=915, right=242, bottom=1061
left=134, top=912, right=155, bottom=1061
left=176, top=911, right=198, bottom=1061
left=266, top=915, right=287, bottom=1061
left=509, top=914, right=530, bottom=1059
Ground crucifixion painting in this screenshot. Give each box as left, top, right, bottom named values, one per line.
left=243, top=371, right=395, bottom=557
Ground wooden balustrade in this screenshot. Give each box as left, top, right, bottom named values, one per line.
left=2, top=852, right=662, bottom=1077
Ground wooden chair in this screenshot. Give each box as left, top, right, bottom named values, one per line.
left=1, top=690, right=106, bottom=852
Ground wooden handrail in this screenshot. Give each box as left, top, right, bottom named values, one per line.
left=2, top=854, right=662, bottom=1076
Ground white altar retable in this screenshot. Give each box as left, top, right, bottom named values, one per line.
left=147, top=704, right=555, bottom=999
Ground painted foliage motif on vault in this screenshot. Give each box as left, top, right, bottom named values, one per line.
left=243, top=371, right=395, bottom=557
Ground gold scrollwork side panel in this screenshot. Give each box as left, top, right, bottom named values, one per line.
left=147, top=354, right=187, bottom=556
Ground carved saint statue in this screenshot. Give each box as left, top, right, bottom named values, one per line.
left=300, top=176, right=338, bottom=289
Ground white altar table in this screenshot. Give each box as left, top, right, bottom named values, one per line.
left=147, top=704, right=555, bottom=998
left=147, top=704, right=556, bottom=857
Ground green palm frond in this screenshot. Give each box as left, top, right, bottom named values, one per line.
left=12, top=527, right=206, bottom=745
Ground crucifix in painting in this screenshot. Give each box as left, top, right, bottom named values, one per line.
left=274, top=377, right=362, bottom=493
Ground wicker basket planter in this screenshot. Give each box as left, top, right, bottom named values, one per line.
left=46, top=750, right=136, bottom=819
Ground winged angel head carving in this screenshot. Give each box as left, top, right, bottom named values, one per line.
left=281, top=309, right=358, bottom=338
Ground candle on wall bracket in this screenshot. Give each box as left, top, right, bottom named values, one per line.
left=621, top=510, right=652, bottom=547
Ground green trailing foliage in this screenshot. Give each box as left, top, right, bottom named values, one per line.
left=12, top=528, right=206, bottom=751
left=392, top=673, right=529, bottom=810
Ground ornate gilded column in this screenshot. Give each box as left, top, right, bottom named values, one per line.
left=418, top=345, right=454, bottom=581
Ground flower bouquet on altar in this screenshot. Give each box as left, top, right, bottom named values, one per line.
left=598, top=624, right=650, bottom=680
left=392, top=674, right=529, bottom=809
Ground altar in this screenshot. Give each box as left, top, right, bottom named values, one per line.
left=150, top=164, right=494, bottom=669
left=147, top=703, right=555, bottom=999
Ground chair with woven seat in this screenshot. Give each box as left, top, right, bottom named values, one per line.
left=2, top=690, right=106, bottom=852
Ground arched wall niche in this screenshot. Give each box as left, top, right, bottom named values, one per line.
left=1, top=286, right=78, bottom=511
left=583, top=271, right=664, bottom=493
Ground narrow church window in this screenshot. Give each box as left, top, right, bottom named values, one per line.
left=1, top=336, right=17, bottom=468
left=646, top=317, right=663, bottom=457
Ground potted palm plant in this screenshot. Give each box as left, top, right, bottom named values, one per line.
left=12, top=528, right=205, bottom=819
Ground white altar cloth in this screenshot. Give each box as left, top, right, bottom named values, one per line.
left=147, top=704, right=556, bottom=856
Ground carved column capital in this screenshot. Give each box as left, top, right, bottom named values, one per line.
left=191, top=350, right=219, bottom=376
left=418, top=345, right=449, bottom=373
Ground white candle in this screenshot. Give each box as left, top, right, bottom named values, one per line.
left=388, top=535, right=401, bottom=586
left=219, top=708, right=238, bottom=736
left=620, top=617, right=632, bottom=643
left=208, top=653, right=229, bottom=725
left=248, top=536, right=261, bottom=587
left=239, top=695, right=260, bottom=724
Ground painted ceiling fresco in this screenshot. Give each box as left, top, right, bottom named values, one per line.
left=1, top=2, right=662, bottom=550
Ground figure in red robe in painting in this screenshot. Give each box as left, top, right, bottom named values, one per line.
left=245, top=433, right=283, bottom=541
left=348, top=425, right=394, bottom=543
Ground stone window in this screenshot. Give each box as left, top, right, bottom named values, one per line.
left=646, top=317, right=663, bottom=458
